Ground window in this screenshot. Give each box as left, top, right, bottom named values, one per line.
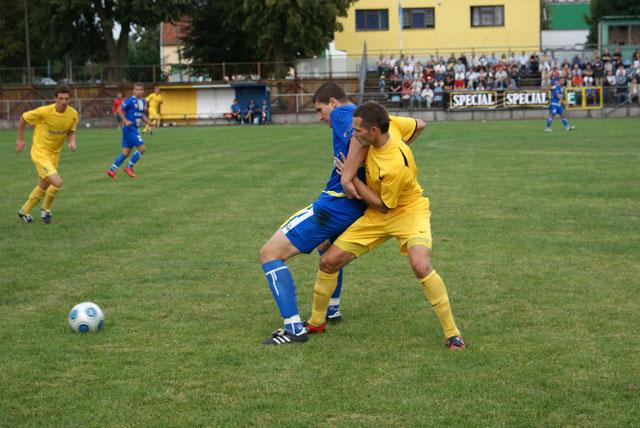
left=402, top=8, right=435, bottom=29
left=471, top=6, right=504, bottom=27
left=356, top=9, right=389, bottom=31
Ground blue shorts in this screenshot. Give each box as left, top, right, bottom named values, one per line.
left=121, top=126, right=144, bottom=149
left=280, top=198, right=364, bottom=254
left=550, top=104, right=564, bottom=116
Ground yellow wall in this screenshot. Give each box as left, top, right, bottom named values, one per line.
left=158, top=86, right=197, bottom=117
left=335, top=0, right=540, bottom=55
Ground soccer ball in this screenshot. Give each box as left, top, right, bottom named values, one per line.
left=68, top=302, right=104, bottom=333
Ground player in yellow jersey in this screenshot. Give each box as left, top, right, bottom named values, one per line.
left=305, top=101, right=465, bottom=350
left=143, top=85, right=163, bottom=134
left=16, top=84, right=78, bottom=224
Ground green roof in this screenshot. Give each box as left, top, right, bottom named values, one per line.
left=550, top=3, right=590, bottom=30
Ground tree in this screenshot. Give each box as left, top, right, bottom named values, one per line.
left=183, top=0, right=354, bottom=72
left=586, top=0, right=640, bottom=45
left=34, top=0, right=191, bottom=81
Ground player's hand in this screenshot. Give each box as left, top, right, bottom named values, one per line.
left=124, top=120, right=132, bottom=127
left=342, top=180, right=362, bottom=200
left=333, top=153, right=346, bottom=175
left=68, top=141, right=77, bottom=151
left=16, top=138, right=26, bottom=155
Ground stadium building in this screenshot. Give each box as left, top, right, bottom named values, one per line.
left=334, top=0, right=541, bottom=55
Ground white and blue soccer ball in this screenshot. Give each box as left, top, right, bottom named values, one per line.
left=68, top=302, right=104, bottom=333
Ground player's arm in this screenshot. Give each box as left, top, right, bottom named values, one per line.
left=67, top=131, right=77, bottom=151
left=405, top=119, right=426, bottom=145
left=339, top=136, right=368, bottom=199
left=352, top=177, right=389, bottom=213
left=118, top=107, right=131, bottom=127
left=16, top=116, right=28, bottom=154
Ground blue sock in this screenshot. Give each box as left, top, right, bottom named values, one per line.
left=331, top=268, right=343, bottom=299
left=128, top=150, right=142, bottom=167
left=561, top=118, right=569, bottom=128
left=110, top=152, right=127, bottom=171
left=262, top=260, right=303, bottom=335
left=545, top=117, right=553, bottom=128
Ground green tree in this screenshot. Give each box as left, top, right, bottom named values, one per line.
left=35, top=0, right=191, bottom=81
left=586, top=0, right=640, bottom=44
left=183, top=0, right=354, bottom=72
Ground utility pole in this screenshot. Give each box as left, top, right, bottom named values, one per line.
left=23, top=0, right=33, bottom=85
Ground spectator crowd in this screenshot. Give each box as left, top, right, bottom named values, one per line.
left=375, top=48, right=640, bottom=108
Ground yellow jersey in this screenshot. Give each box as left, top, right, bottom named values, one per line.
left=364, top=115, right=423, bottom=209
left=23, top=104, right=78, bottom=154
left=146, top=93, right=163, bottom=114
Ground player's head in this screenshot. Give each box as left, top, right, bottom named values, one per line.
left=133, top=82, right=144, bottom=98
left=53, top=84, right=72, bottom=112
left=352, top=101, right=390, bottom=146
left=153, top=85, right=161, bottom=94
left=313, top=82, right=350, bottom=128
left=116, top=90, right=123, bottom=98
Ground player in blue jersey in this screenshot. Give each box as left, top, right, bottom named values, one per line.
left=259, top=83, right=367, bottom=345
left=106, top=83, right=153, bottom=178
left=545, top=77, right=575, bottom=132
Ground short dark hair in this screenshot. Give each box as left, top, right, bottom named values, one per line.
left=134, top=82, right=144, bottom=88
left=353, top=101, right=389, bottom=134
left=312, top=82, right=349, bottom=104
left=54, top=84, right=71, bottom=97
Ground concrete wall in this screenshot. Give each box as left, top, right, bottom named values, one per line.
left=270, top=105, right=640, bottom=125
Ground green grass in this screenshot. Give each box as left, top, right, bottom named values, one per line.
left=1, top=118, right=639, bottom=426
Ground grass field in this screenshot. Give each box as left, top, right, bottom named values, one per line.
left=1, top=118, right=639, bottom=426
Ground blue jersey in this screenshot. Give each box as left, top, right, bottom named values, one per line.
left=120, top=96, right=146, bottom=128
left=550, top=85, right=563, bottom=106
left=281, top=104, right=366, bottom=253
left=313, top=104, right=366, bottom=225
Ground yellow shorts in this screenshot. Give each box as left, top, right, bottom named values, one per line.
left=334, top=197, right=432, bottom=257
left=149, top=113, right=159, bottom=121
left=31, top=150, right=60, bottom=178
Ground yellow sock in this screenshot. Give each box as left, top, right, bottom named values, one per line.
left=42, top=186, right=60, bottom=211
left=420, top=271, right=460, bottom=338
left=308, top=270, right=339, bottom=327
left=143, top=123, right=151, bottom=133
left=21, top=186, right=46, bottom=214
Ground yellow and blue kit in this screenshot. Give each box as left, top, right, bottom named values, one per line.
left=280, top=104, right=367, bottom=253
left=23, top=104, right=78, bottom=178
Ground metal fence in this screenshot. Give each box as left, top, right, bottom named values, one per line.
left=4, top=44, right=629, bottom=86
left=1, top=86, right=636, bottom=124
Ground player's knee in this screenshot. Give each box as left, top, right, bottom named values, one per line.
left=49, top=177, right=63, bottom=188
left=410, top=257, right=432, bottom=279
left=139, top=146, right=146, bottom=153
left=319, top=256, right=340, bottom=274
left=259, top=243, right=279, bottom=264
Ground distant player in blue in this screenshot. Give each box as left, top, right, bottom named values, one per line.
left=259, top=82, right=367, bottom=345
left=545, top=77, right=575, bottom=132
left=107, top=83, right=153, bottom=178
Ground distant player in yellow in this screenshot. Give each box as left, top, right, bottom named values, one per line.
left=306, top=101, right=465, bottom=350
left=16, top=84, right=78, bottom=224
left=143, top=85, right=162, bottom=134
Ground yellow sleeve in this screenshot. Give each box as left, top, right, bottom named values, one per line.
left=389, top=115, right=418, bottom=142
left=380, top=165, right=408, bottom=209
left=22, top=106, right=47, bottom=126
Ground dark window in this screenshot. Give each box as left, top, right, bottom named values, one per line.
left=471, top=6, right=504, bottom=27
left=356, top=9, right=389, bottom=31
left=402, top=8, right=435, bottom=29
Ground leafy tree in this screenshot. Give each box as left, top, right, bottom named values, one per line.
left=183, top=0, right=354, bottom=72
left=586, top=0, right=640, bottom=44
